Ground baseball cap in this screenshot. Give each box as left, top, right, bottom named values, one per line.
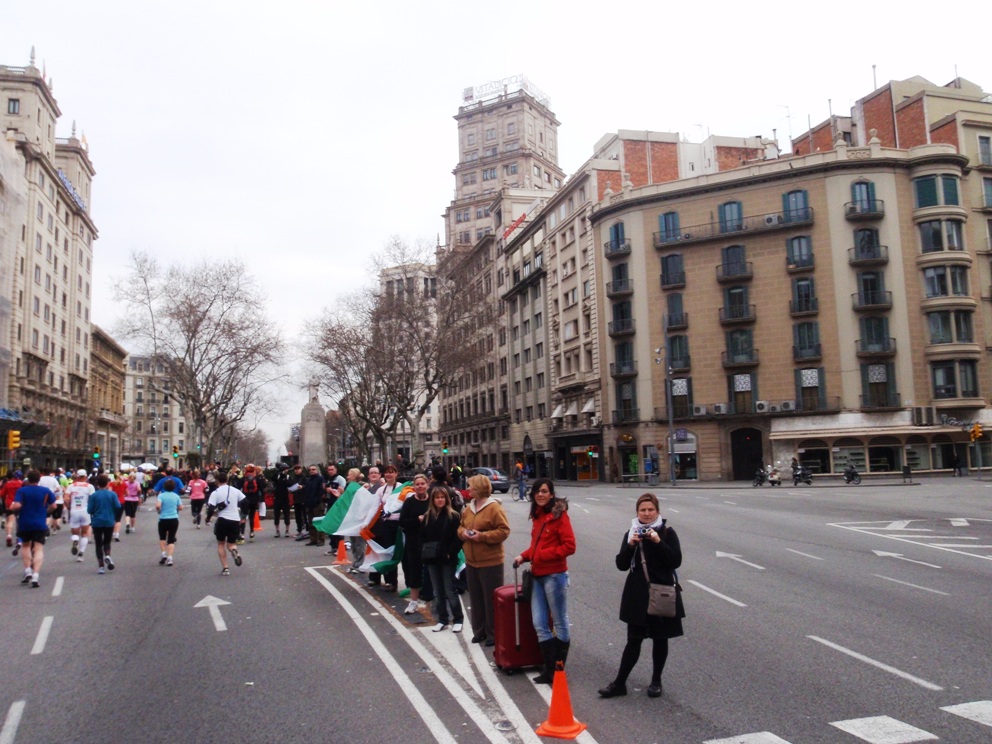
left=76, top=469, right=88, bottom=477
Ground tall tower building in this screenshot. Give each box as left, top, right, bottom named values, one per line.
left=1, top=50, right=98, bottom=468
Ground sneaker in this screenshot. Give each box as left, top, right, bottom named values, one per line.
left=21, top=570, right=31, bottom=584
left=432, top=623, right=448, bottom=632
left=236, top=538, right=245, bottom=545
left=71, top=541, right=79, bottom=556
left=452, top=623, right=463, bottom=633
left=125, top=525, right=130, bottom=534
left=6, top=535, right=11, bottom=547
left=221, top=567, right=230, bottom=576
left=231, top=548, right=242, bottom=567
left=274, top=531, right=280, bottom=538
left=30, top=573, right=39, bottom=588
left=324, top=550, right=336, bottom=556
left=76, top=555, right=84, bottom=563
left=105, top=556, right=115, bottom=571
left=113, top=534, right=120, bottom=542
left=196, top=524, right=201, bottom=530
left=12, top=543, right=20, bottom=556
left=159, top=554, right=167, bottom=565
left=166, top=558, right=173, bottom=567
left=404, top=600, right=420, bottom=614
left=98, top=567, right=105, bottom=574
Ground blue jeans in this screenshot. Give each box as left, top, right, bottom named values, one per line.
left=518, top=475, right=526, bottom=499
left=426, top=563, right=463, bottom=625
left=531, top=571, right=570, bottom=643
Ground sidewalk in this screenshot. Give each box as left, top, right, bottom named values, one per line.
left=552, top=475, right=935, bottom=489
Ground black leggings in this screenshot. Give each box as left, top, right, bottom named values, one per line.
left=293, top=502, right=307, bottom=533
left=272, top=498, right=291, bottom=528
left=614, top=627, right=669, bottom=686
left=190, top=500, right=205, bottom=523
left=93, top=527, right=113, bottom=565
left=241, top=501, right=258, bottom=536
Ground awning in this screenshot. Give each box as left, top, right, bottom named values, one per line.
left=550, top=404, right=564, bottom=419
left=565, top=401, right=579, bottom=417
left=769, top=424, right=966, bottom=441
left=581, top=398, right=596, bottom=414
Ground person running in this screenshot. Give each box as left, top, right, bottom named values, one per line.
left=238, top=464, right=264, bottom=542
left=204, top=471, right=244, bottom=576
left=10, top=470, right=57, bottom=587
left=123, top=471, right=142, bottom=535
left=2, top=470, right=23, bottom=549
left=186, top=470, right=208, bottom=528
left=66, top=470, right=95, bottom=563
left=39, top=467, right=64, bottom=533
left=156, top=479, right=183, bottom=567
left=88, top=474, right=122, bottom=574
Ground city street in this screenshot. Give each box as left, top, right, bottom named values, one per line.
left=2, top=477, right=991, bottom=743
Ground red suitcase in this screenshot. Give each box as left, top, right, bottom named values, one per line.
left=493, top=568, right=542, bottom=674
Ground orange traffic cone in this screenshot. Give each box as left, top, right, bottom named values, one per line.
left=536, top=661, right=587, bottom=739
left=333, top=539, right=350, bottom=565
left=253, top=512, right=262, bottom=532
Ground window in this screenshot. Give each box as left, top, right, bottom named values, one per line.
left=657, top=211, right=680, bottom=242
left=564, top=287, right=577, bottom=307
left=919, top=219, right=963, bottom=252
left=536, top=342, right=543, bottom=359
left=792, top=277, right=816, bottom=313
left=984, top=177, right=992, bottom=208
left=932, top=361, right=957, bottom=398
left=485, top=128, right=496, bottom=141
left=482, top=168, right=496, bottom=180
left=861, top=361, right=896, bottom=407
left=914, top=175, right=960, bottom=208
left=721, top=244, right=747, bottom=276
left=787, top=236, right=813, bottom=268
left=7, top=98, right=19, bottom=114
left=507, top=122, right=516, bottom=135
left=923, top=265, right=968, bottom=297
left=719, top=201, right=743, bottom=232
left=794, top=321, right=820, bottom=356
left=980, top=136, right=992, bottom=166
left=504, top=163, right=518, bottom=175
left=661, top=254, right=684, bottom=286
left=724, top=286, right=749, bottom=319
left=563, top=320, right=578, bottom=341
left=726, top=329, right=753, bottom=363
left=669, top=335, right=689, bottom=367
left=783, top=190, right=809, bottom=221
left=462, top=171, right=477, bottom=185
left=927, top=310, right=973, bottom=344
left=851, top=181, right=877, bottom=211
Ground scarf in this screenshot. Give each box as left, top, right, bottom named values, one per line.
left=629, top=515, right=664, bottom=535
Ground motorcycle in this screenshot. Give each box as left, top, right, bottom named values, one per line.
left=843, top=465, right=861, bottom=485
left=752, top=468, right=768, bottom=487
left=792, top=465, right=813, bottom=486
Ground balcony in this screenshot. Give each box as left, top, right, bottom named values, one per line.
left=796, top=395, right=841, bottom=413
left=722, top=349, right=759, bottom=367
left=605, top=278, right=633, bottom=297
left=612, top=408, right=640, bottom=425
left=719, top=303, right=756, bottom=324
left=856, top=337, right=897, bottom=357
left=861, top=392, right=902, bottom=410
left=845, top=200, right=885, bottom=220
left=669, top=354, right=691, bottom=371
left=716, top=261, right=754, bottom=283
left=848, top=245, right=889, bottom=266
left=660, top=271, right=686, bottom=289
left=654, top=403, right=692, bottom=421
left=786, top=254, right=815, bottom=273
left=652, top=207, right=813, bottom=247
left=604, top=238, right=632, bottom=259
left=793, top=343, right=822, bottom=361
left=608, top=318, right=636, bottom=337
left=666, top=312, right=688, bottom=330
left=790, top=297, right=819, bottom=316
left=609, top=361, right=638, bottom=378
left=852, top=290, right=893, bottom=311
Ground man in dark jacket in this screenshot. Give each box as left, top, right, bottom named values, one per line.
left=303, top=465, right=326, bottom=547
left=271, top=463, right=292, bottom=538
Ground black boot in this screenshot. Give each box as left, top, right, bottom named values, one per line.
left=533, top=639, right=557, bottom=684
left=557, top=640, right=570, bottom=669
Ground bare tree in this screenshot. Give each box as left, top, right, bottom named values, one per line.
left=113, top=252, right=286, bottom=465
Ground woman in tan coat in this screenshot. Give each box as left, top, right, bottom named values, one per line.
left=457, top=474, right=510, bottom=645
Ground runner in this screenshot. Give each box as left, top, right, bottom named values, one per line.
left=204, top=471, right=245, bottom=575
left=10, top=470, right=57, bottom=587
left=111, top=474, right=130, bottom=541
left=39, top=467, right=64, bottom=533
left=2, top=470, right=23, bottom=549
left=123, top=471, right=142, bottom=535
left=156, top=479, right=183, bottom=566
left=87, top=475, right=121, bottom=574
left=186, top=470, right=208, bottom=528
left=65, top=469, right=95, bottom=563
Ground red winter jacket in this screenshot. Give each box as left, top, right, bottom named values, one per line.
left=520, top=500, right=576, bottom=577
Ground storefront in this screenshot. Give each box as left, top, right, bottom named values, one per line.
left=552, top=434, right=602, bottom=481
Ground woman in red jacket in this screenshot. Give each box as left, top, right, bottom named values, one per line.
left=512, top=478, right=576, bottom=685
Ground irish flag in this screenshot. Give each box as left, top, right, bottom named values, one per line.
left=315, top=482, right=379, bottom=537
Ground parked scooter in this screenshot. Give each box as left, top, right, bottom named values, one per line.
left=753, top=467, right=768, bottom=487
left=843, top=465, right=862, bottom=485
left=767, top=466, right=782, bottom=486
left=792, top=464, right=813, bottom=486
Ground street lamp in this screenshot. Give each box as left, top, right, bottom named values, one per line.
left=655, top=313, right=677, bottom=487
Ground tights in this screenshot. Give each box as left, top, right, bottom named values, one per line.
left=615, top=631, right=669, bottom=686
left=92, top=527, right=114, bottom=566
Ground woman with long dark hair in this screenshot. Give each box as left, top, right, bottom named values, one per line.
left=420, top=484, right=464, bottom=632
left=511, top=478, right=576, bottom=684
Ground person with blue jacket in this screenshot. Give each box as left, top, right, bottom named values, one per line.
left=88, top=474, right=124, bottom=574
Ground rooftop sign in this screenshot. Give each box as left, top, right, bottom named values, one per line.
left=462, top=75, right=550, bottom=108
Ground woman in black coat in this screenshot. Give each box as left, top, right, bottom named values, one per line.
left=599, top=492, right=684, bottom=699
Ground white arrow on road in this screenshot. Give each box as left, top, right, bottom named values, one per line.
left=872, top=550, right=941, bottom=569
left=194, top=595, right=231, bottom=631
left=715, top=551, right=765, bottom=570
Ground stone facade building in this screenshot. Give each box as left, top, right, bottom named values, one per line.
left=89, top=325, right=127, bottom=468
left=122, top=355, right=191, bottom=467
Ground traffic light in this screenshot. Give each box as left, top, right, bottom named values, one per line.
left=172, top=445, right=179, bottom=458
left=587, top=444, right=599, bottom=458
left=971, top=423, right=983, bottom=441
left=442, top=439, right=449, bottom=454
left=7, top=430, right=20, bottom=450
left=93, top=445, right=101, bottom=460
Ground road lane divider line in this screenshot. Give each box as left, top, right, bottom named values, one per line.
left=873, top=575, right=950, bottom=595
left=309, top=566, right=542, bottom=744
left=30, top=616, right=53, bottom=656
left=686, top=580, right=747, bottom=607
left=829, top=522, right=992, bottom=563
left=51, top=577, right=64, bottom=597
left=806, top=636, right=943, bottom=691
left=786, top=549, right=823, bottom=560
left=0, top=701, right=25, bottom=744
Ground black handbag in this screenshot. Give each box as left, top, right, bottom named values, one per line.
left=519, top=568, right=533, bottom=602
left=421, top=541, right=440, bottom=561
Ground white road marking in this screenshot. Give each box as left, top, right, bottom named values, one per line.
left=51, top=576, right=64, bottom=597
left=715, top=551, right=765, bottom=570
left=877, top=520, right=931, bottom=532
left=423, top=625, right=485, bottom=698
left=873, top=575, right=949, bottom=595
left=829, top=715, right=937, bottom=743
left=724, top=501, right=737, bottom=505
left=807, top=636, right=943, bottom=691
left=871, top=550, right=941, bottom=569
left=704, top=733, right=792, bottom=744
left=786, top=548, right=823, bottom=560
left=586, top=497, right=600, bottom=501
left=687, top=580, right=747, bottom=607
left=949, top=518, right=970, bottom=527
left=194, top=595, right=231, bottom=632
left=941, top=700, right=992, bottom=727
left=31, top=616, right=54, bottom=655
left=0, top=701, right=25, bottom=744
left=667, top=508, right=679, bottom=513
left=931, top=544, right=992, bottom=548
left=830, top=522, right=992, bottom=562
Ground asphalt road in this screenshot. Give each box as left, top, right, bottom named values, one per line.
left=2, top=478, right=991, bottom=744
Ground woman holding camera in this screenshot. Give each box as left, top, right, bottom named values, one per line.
left=512, top=478, right=576, bottom=685
left=598, top=492, right=683, bottom=699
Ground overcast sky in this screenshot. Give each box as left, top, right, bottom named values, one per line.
left=4, top=2, right=989, bottom=458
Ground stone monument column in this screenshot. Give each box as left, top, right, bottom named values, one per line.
left=299, top=379, right=328, bottom=466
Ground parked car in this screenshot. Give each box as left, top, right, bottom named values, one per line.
left=467, top=467, right=511, bottom=493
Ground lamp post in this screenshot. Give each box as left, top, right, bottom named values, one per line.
left=655, top=313, right=677, bottom=487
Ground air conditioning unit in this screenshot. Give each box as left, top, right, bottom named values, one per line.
left=912, top=406, right=935, bottom=426
left=780, top=400, right=796, bottom=412
left=768, top=403, right=781, bottom=413
left=712, top=403, right=728, bottom=414
left=764, top=215, right=777, bottom=226
left=683, top=233, right=692, bottom=240
left=692, top=404, right=707, bottom=416
left=755, top=400, right=770, bottom=413
left=590, top=415, right=602, bottom=427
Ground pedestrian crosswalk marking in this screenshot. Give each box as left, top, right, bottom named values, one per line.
left=703, top=733, right=792, bottom=744
left=941, top=700, right=992, bottom=727
left=829, top=716, right=937, bottom=743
